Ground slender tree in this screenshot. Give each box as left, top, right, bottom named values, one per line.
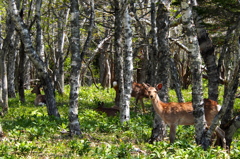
left=68, top=0, right=95, bottom=136
left=122, top=3, right=133, bottom=123
left=181, top=0, right=205, bottom=145
left=9, top=0, right=60, bottom=118
left=113, top=0, right=124, bottom=115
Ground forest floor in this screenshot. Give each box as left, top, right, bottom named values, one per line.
left=1, top=84, right=240, bottom=158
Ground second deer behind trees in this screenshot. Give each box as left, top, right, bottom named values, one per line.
left=113, top=81, right=149, bottom=112
left=31, top=84, right=46, bottom=106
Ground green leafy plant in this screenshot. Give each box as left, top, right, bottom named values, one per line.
left=68, top=139, right=91, bottom=156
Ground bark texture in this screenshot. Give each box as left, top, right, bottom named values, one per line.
left=149, top=0, right=171, bottom=143
left=68, top=0, right=82, bottom=137
left=114, top=0, right=124, bottom=114
left=122, top=4, right=133, bottom=123
left=193, top=8, right=219, bottom=101
left=181, top=0, right=205, bottom=145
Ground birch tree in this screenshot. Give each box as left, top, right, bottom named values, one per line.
left=122, top=2, right=133, bottom=123
left=181, top=0, right=205, bottom=145
left=9, top=0, right=60, bottom=118
left=68, top=0, right=82, bottom=137
left=36, top=0, right=44, bottom=61
left=0, top=12, right=15, bottom=113
left=113, top=0, right=133, bottom=123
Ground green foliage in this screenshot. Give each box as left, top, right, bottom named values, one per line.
left=0, top=84, right=238, bottom=158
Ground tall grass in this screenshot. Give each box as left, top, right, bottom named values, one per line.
left=0, top=83, right=239, bottom=158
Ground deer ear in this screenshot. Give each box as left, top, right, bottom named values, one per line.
left=142, top=83, right=149, bottom=89
left=156, top=83, right=162, bottom=90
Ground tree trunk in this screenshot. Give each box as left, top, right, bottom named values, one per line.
left=201, top=17, right=240, bottom=150
left=55, top=8, right=69, bottom=95
left=0, top=15, right=2, bottom=111
left=121, top=4, right=133, bottom=123
left=224, top=115, right=240, bottom=151
left=148, top=0, right=158, bottom=85
left=9, top=0, right=60, bottom=118
left=68, top=0, right=83, bottom=137
left=18, top=43, right=26, bottom=103
left=114, top=0, right=124, bottom=113
left=0, top=12, right=17, bottom=113
left=7, top=27, right=18, bottom=98
left=149, top=1, right=161, bottom=143
left=170, top=58, right=184, bottom=102
left=181, top=0, right=205, bottom=145
left=149, top=0, right=171, bottom=143
left=35, top=0, right=44, bottom=62
left=99, top=44, right=111, bottom=89
left=193, top=8, right=219, bottom=101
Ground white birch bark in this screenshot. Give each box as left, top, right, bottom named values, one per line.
left=35, top=0, right=45, bottom=62
left=181, top=0, right=205, bottom=145
left=121, top=4, right=133, bottom=123
left=68, top=0, right=82, bottom=136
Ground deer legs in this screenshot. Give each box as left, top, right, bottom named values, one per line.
left=134, top=97, right=146, bottom=113
left=170, top=124, right=177, bottom=144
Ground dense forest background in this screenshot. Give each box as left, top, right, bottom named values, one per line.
left=0, top=0, right=240, bottom=155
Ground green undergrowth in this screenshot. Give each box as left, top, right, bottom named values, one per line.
left=0, top=83, right=239, bottom=158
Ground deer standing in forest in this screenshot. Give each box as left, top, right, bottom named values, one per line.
left=143, top=83, right=225, bottom=146
left=31, top=84, right=46, bottom=106
left=113, top=81, right=149, bottom=112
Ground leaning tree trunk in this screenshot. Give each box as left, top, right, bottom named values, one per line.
left=9, top=0, right=60, bottom=118
left=200, top=17, right=240, bottom=150
left=220, top=19, right=240, bottom=150
left=181, top=0, right=205, bottom=145
left=193, top=7, right=219, bottom=101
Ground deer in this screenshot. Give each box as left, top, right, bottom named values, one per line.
left=95, top=102, right=119, bottom=116
left=31, top=84, right=46, bottom=106
left=143, top=83, right=226, bottom=147
left=112, top=81, right=149, bottom=112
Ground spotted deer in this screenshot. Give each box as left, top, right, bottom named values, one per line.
left=143, top=83, right=225, bottom=146
left=31, top=84, right=46, bottom=106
